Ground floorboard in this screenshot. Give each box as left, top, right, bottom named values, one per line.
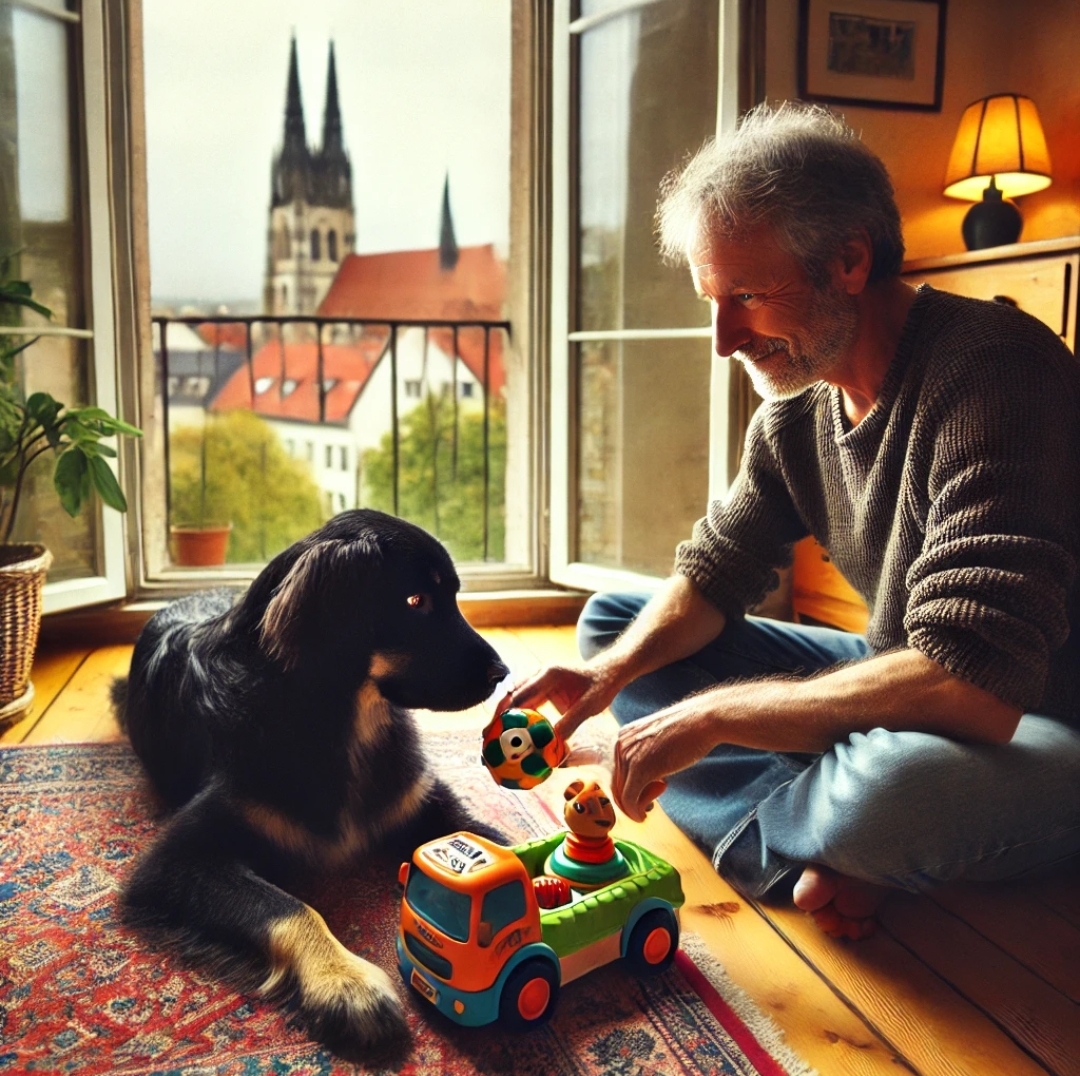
left=929, top=882, right=1080, bottom=1003
left=0, top=645, right=90, bottom=745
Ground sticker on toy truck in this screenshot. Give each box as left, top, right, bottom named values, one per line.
left=421, top=835, right=494, bottom=876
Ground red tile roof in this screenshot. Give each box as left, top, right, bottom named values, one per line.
left=195, top=321, right=251, bottom=351
left=210, top=332, right=388, bottom=424
left=317, top=244, right=507, bottom=396
left=318, top=244, right=506, bottom=322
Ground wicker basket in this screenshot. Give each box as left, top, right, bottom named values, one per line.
left=0, top=544, right=53, bottom=730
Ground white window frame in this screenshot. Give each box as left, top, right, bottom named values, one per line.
left=2, top=0, right=128, bottom=613
left=548, top=0, right=740, bottom=595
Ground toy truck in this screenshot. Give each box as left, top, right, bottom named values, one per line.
left=396, top=830, right=685, bottom=1029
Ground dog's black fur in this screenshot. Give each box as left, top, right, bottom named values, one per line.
left=113, top=510, right=509, bottom=1063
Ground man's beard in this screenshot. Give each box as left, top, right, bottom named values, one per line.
left=735, top=284, right=859, bottom=401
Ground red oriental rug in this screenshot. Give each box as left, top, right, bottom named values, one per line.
left=0, top=737, right=813, bottom=1076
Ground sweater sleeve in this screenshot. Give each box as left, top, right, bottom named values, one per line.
left=674, top=404, right=809, bottom=617
left=904, top=330, right=1080, bottom=711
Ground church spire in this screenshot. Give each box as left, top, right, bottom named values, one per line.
left=283, top=36, right=307, bottom=157
left=321, top=41, right=343, bottom=155
left=271, top=36, right=311, bottom=207
left=439, top=174, right=459, bottom=271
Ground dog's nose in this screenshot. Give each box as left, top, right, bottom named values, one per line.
left=488, top=659, right=510, bottom=688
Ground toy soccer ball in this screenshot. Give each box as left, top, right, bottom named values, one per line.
left=481, top=708, right=568, bottom=790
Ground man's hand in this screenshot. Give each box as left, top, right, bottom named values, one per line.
left=510, top=661, right=622, bottom=741
left=612, top=699, right=719, bottom=821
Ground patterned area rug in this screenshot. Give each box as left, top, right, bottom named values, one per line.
left=0, top=738, right=811, bottom=1076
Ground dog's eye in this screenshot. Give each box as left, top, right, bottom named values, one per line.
left=406, top=593, right=432, bottom=612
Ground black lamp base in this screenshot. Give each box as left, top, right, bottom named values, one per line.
left=962, top=184, right=1022, bottom=250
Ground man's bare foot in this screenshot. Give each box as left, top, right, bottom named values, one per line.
left=792, top=865, right=889, bottom=940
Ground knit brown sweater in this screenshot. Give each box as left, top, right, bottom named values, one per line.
left=675, top=286, right=1080, bottom=721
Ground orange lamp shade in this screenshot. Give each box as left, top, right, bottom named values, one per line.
left=943, top=94, right=1052, bottom=202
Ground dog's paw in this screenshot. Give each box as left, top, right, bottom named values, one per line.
left=264, top=905, right=411, bottom=1065
left=300, top=949, right=411, bottom=1065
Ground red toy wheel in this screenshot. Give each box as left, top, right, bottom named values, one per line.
left=623, top=908, right=679, bottom=977
left=498, top=958, right=559, bottom=1030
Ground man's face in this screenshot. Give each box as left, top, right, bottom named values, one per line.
left=689, top=224, right=859, bottom=400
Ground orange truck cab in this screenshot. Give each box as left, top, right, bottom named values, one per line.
left=396, top=830, right=684, bottom=1029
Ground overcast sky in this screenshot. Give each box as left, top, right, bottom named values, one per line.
left=143, top=1, right=511, bottom=304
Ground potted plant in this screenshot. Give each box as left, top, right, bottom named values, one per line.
left=0, top=266, right=142, bottom=728
left=168, top=413, right=232, bottom=567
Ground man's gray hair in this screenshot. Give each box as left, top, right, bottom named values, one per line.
left=656, top=102, right=904, bottom=285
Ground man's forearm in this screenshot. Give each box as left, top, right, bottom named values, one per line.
left=591, top=574, right=727, bottom=690
left=689, top=647, right=1022, bottom=751
left=610, top=646, right=1023, bottom=821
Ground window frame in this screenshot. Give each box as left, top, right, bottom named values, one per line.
left=547, top=0, right=741, bottom=596
left=6, top=0, right=132, bottom=614
left=119, top=0, right=552, bottom=598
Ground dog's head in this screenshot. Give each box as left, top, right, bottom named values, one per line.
left=247, top=510, right=508, bottom=711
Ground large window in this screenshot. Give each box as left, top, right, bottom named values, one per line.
left=141, top=1, right=529, bottom=583
left=551, top=0, right=737, bottom=590
left=0, top=0, right=127, bottom=612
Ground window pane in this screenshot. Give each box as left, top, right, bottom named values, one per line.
left=576, top=0, right=717, bottom=332
left=144, top=2, right=517, bottom=570
left=1, top=6, right=84, bottom=330
left=577, top=336, right=710, bottom=576
left=1, top=6, right=97, bottom=580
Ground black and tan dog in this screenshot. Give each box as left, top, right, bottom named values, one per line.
left=113, top=510, right=509, bottom=1062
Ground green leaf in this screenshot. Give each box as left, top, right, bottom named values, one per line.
left=69, top=407, right=142, bottom=438
left=0, top=336, right=37, bottom=365
left=87, top=454, right=128, bottom=512
left=80, top=441, right=117, bottom=458
left=0, top=279, right=52, bottom=318
left=54, top=448, right=88, bottom=516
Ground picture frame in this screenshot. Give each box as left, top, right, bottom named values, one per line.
left=798, top=0, right=947, bottom=112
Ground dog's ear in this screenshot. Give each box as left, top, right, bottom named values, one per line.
left=259, top=540, right=373, bottom=670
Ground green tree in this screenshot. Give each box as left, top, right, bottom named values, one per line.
left=361, top=394, right=505, bottom=562
left=170, top=410, right=326, bottom=562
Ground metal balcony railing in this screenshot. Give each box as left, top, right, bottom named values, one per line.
left=152, top=313, right=511, bottom=562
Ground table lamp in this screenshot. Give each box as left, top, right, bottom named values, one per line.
left=943, top=94, right=1052, bottom=251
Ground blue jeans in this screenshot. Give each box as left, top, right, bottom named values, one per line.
left=579, top=592, right=1080, bottom=900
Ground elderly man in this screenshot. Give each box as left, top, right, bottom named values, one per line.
left=514, top=103, right=1080, bottom=938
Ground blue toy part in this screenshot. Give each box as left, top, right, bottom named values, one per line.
left=398, top=935, right=560, bottom=1028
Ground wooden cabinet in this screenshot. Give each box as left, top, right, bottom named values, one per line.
left=902, top=236, right=1080, bottom=353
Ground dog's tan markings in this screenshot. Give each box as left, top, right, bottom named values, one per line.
left=261, top=903, right=400, bottom=1025
left=242, top=770, right=435, bottom=867
left=373, top=768, right=436, bottom=834
left=353, top=677, right=394, bottom=748
left=367, top=651, right=404, bottom=679
left=243, top=802, right=325, bottom=861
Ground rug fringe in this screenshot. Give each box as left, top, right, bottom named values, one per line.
left=681, top=933, right=819, bottom=1076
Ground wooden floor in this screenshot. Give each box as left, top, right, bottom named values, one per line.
left=4, top=625, right=1079, bottom=1076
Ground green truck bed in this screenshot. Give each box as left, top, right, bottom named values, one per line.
left=511, top=832, right=685, bottom=958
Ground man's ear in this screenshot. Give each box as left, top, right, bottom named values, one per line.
left=833, top=229, right=873, bottom=295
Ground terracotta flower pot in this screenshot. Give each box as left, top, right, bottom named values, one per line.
left=170, top=524, right=232, bottom=567
left=0, top=543, right=53, bottom=730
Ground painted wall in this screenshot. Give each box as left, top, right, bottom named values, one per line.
left=765, top=0, right=1080, bottom=260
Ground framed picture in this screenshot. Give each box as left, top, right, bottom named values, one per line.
left=798, top=0, right=947, bottom=112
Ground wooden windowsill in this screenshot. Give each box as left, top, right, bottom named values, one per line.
left=38, top=588, right=591, bottom=646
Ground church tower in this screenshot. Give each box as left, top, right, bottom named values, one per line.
left=264, top=40, right=356, bottom=317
